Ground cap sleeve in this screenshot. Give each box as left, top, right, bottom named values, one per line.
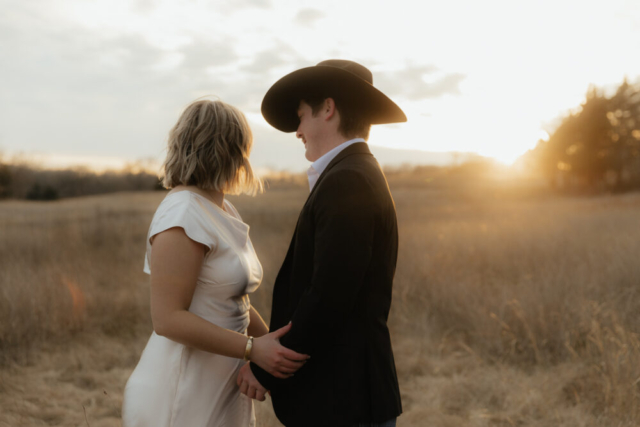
left=143, top=192, right=218, bottom=274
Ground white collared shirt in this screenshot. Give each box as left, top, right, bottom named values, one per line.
left=307, top=138, right=365, bottom=191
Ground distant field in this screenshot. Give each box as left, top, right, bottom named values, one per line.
left=1, top=184, right=639, bottom=426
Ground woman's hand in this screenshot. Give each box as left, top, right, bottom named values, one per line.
left=250, top=323, right=310, bottom=379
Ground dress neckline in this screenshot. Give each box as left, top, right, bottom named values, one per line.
left=166, top=190, right=247, bottom=227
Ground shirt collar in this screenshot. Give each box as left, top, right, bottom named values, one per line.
left=307, top=138, right=365, bottom=191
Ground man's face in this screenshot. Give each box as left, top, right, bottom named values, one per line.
left=296, top=100, right=327, bottom=162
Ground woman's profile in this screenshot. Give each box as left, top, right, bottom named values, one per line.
left=121, top=99, right=308, bottom=426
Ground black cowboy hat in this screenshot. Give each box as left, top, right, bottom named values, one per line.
left=261, top=59, right=407, bottom=133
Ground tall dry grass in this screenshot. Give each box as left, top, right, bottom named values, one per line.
left=390, top=188, right=640, bottom=424
left=0, top=193, right=160, bottom=363
left=0, top=184, right=639, bottom=426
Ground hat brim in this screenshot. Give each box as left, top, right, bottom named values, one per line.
left=261, top=66, right=407, bottom=133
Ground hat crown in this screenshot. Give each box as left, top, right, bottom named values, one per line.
left=316, top=60, right=373, bottom=85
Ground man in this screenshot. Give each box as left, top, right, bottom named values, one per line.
left=237, top=59, right=406, bottom=427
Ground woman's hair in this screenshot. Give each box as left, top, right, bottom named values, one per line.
left=161, top=99, right=262, bottom=195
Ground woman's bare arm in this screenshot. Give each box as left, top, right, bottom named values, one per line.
left=149, top=227, right=308, bottom=377
left=149, top=227, right=248, bottom=358
left=248, top=305, right=269, bottom=338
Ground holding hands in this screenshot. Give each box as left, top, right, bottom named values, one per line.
left=237, top=362, right=268, bottom=401
left=237, top=322, right=309, bottom=400
left=250, top=322, right=309, bottom=378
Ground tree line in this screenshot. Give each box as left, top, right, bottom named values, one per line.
left=524, top=79, right=640, bottom=192
left=0, top=160, right=163, bottom=200
left=0, top=160, right=314, bottom=201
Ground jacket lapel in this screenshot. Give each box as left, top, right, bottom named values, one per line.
left=272, top=142, right=374, bottom=328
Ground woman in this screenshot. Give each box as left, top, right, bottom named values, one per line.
left=122, top=99, right=308, bottom=427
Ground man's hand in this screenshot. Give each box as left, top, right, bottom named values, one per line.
left=237, top=361, right=268, bottom=401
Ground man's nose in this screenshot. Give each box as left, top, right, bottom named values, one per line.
left=295, top=129, right=302, bottom=139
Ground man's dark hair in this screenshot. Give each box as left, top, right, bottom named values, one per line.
left=302, top=94, right=372, bottom=140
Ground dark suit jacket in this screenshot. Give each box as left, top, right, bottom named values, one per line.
left=250, top=142, right=402, bottom=427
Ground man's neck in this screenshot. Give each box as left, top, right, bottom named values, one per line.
left=307, top=137, right=365, bottom=191
left=316, top=134, right=364, bottom=160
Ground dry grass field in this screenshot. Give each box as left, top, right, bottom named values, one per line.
left=1, top=181, right=639, bottom=427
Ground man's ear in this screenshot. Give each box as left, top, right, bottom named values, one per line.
left=323, top=98, right=336, bottom=121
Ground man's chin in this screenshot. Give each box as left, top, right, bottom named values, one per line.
left=304, top=150, right=315, bottom=162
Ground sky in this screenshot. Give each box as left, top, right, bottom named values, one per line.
left=2, top=0, right=640, bottom=172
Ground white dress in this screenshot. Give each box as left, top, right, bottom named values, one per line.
left=122, top=190, right=263, bottom=427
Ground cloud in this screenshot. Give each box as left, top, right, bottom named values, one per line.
left=210, top=42, right=311, bottom=112
left=375, top=65, right=466, bottom=100
left=180, top=40, right=239, bottom=71
left=294, top=8, right=325, bottom=26
left=0, top=10, right=308, bottom=162
left=0, top=17, right=219, bottom=158
left=219, top=0, right=272, bottom=12
left=240, top=41, right=307, bottom=75
left=132, top=0, right=156, bottom=14
left=416, top=73, right=466, bottom=98
left=239, top=0, right=272, bottom=8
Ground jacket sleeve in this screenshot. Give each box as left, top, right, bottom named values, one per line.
left=250, top=169, right=376, bottom=390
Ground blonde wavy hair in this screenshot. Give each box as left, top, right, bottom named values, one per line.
left=161, top=99, right=262, bottom=195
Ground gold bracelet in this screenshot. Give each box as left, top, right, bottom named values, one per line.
left=244, top=336, right=254, bottom=361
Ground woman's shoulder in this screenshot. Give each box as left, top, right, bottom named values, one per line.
left=163, top=189, right=241, bottom=223
left=147, top=190, right=218, bottom=250
left=151, top=189, right=219, bottom=234
left=153, top=190, right=197, bottom=219
left=153, top=189, right=245, bottom=233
